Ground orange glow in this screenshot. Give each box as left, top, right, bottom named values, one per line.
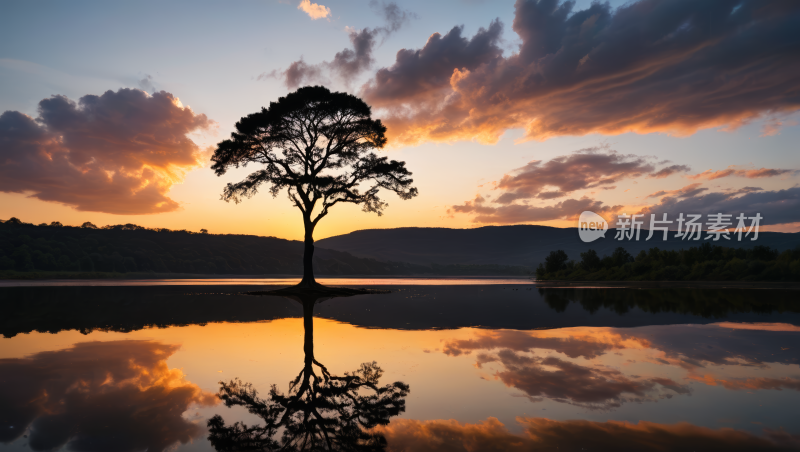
left=376, top=416, right=798, bottom=451
left=714, top=322, right=800, bottom=332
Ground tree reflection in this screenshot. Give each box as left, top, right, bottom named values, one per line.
left=538, top=287, right=800, bottom=317
left=207, top=295, right=409, bottom=451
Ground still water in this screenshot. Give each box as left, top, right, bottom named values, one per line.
left=1, top=281, right=798, bottom=451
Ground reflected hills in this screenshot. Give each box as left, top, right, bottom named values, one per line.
left=2, top=285, right=799, bottom=338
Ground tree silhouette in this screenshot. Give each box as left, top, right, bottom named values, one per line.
left=211, top=86, right=418, bottom=286
left=207, top=297, right=409, bottom=451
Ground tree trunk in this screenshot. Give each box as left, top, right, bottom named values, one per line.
left=300, top=218, right=316, bottom=287
left=303, top=300, right=314, bottom=368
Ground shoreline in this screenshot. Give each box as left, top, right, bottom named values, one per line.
left=534, top=280, right=800, bottom=289
left=0, top=271, right=532, bottom=281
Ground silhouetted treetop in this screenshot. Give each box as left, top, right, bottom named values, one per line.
left=210, top=85, right=418, bottom=285
left=211, top=85, right=416, bottom=216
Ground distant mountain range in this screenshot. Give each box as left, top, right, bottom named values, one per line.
left=0, top=221, right=528, bottom=276
left=317, top=226, right=800, bottom=268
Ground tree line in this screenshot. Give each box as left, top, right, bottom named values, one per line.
left=0, top=218, right=528, bottom=277
left=535, top=242, right=800, bottom=281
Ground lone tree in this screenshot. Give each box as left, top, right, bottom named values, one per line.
left=211, top=86, right=417, bottom=287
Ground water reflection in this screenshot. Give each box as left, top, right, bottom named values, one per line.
left=0, top=340, right=216, bottom=451
left=208, top=295, right=410, bottom=451
left=441, top=323, right=800, bottom=410
left=4, top=285, right=799, bottom=338
left=1, top=285, right=799, bottom=451
left=377, top=417, right=800, bottom=451
left=539, top=287, right=799, bottom=317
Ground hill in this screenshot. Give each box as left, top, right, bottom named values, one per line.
left=0, top=220, right=528, bottom=277
left=317, top=225, right=800, bottom=267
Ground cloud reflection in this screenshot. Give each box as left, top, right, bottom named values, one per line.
left=443, top=323, right=800, bottom=409
left=0, top=340, right=216, bottom=451
left=377, top=417, right=800, bottom=452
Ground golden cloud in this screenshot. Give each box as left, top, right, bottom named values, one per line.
left=0, top=88, right=212, bottom=214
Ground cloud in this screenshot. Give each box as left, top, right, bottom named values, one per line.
left=260, top=57, right=328, bottom=89
left=297, top=0, right=330, bottom=20
left=0, top=89, right=211, bottom=214
left=442, top=329, right=687, bottom=409
left=687, top=165, right=795, bottom=181
left=450, top=195, right=623, bottom=224
left=689, top=375, right=800, bottom=392
left=362, top=0, right=800, bottom=145
left=329, top=28, right=381, bottom=81
left=137, top=74, right=155, bottom=93
left=449, top=146, right=798, bottom=226
left=649, top=164, right=691, bottom=179
left=449, top=148, right=693, bottom=224
left=370, top=0, right=418, bottom=34
left=377, top=417, right=800, bottom=452
left=268, top=29, right=380, bottom=89
left=715, top=322, right=800, bottom=332
left=360, top=20, right=503, bottom=130
left=442, top=329, right=640, bottom=359
left=630, top=324, right=800, bottom=370
left=490, top=147, right=666, bottom=204
left=0, top=340, right=217, bottom=450
left=441, top=324, right=800, bottom=412
left=647, top=182, right=708, bottom=199
left=760, top=116, right=795, bottom=137
left=639, top=186, right=800, bottom=226
left=482, top=351, right=689, bottom=409
left=269, top=2, right=417, bottom=89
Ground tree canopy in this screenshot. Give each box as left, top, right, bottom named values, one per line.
left=211, top=86, right=417, bottom=285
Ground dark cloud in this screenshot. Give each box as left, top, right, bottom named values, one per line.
left=260, top=58, right=328, bottom=89
left=449, top=148, right=703, bottom=224
left=0, top=340, right=217, bottom=450
left=484, top=351, right=689, bottom=409
left=450, top=195, right=622, bottom=224
left=688, top=166, right=795, bottom=181
left=639, top=186, right=800, bottom=226
left=691, top=375, right=800, bottom=391
left=492, top=148, right=661, bottom=204
left=646, top=182, right=708, bottom=199
left=649, top=164, right=691, bottom=179
left=370, top=0, right=418, bottom=33
left=0, top=89, right=212, bottom=214
left=329, top=28, right=381, bottom=81
left=363, top=0, right=800, bottom=145
left=448, top=196, right=622, bottom=224
left=441, top=324, right=800, bottom=412
left=378, top=417, right=800, bottom=452
left=265, top=29, right=381, bottom=89
left=361, top=20, right=503, bottom=113
left=268, top=2, right=417, bottom=89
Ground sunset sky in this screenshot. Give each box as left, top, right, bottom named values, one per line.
left=1, top=0, right=799, bottom=240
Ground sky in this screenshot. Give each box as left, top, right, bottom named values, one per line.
left=1, top=0, right=799, bottom=241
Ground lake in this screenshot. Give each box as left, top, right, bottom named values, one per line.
left=1, top=280, right=798, bottom=451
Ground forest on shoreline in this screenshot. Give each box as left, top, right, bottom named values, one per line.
left=535, top=242, right=800, bottom=282
left=0, top=218, right=529, bottom=277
